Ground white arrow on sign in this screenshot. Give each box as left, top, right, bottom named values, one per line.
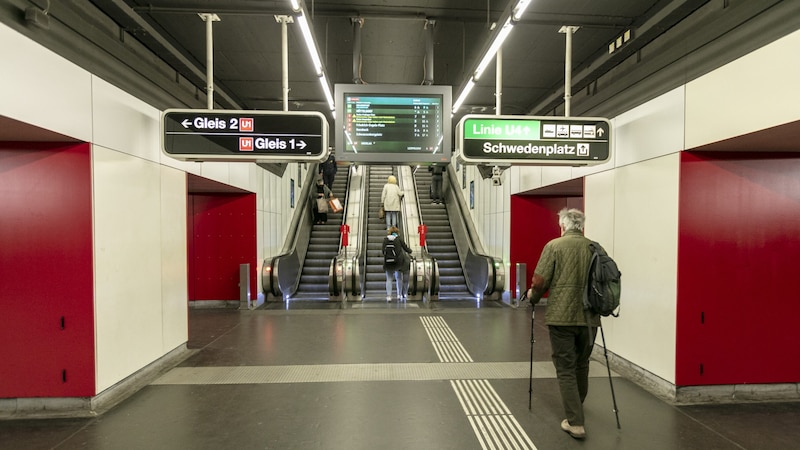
left=596, top=127, right=605, bottom=137
left=296, top=140, right=307, bottom=150
left=181, top=119, right=191, bottom=128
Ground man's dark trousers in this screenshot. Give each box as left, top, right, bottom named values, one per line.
left=549, top=325, right=597, bottom=426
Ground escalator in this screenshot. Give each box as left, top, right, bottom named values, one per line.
left=363, top=166, right=396, bottom=299
left=414, top=168, right=472, bottom=299
left=292, top=173, right=349, bottom=299
left=264, top=163, right=502, bottom=304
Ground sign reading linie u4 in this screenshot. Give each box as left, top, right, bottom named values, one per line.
left=161, top=109, right=329, bottom=162
left=456, top=114, right=611, bottom=165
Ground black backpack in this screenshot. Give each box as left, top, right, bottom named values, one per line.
left=583, top=241, right=621, bottom=317
left=383, top=238, right=398, bottom=266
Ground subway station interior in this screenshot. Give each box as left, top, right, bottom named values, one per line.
left=2, top=1, right=800, bottom=449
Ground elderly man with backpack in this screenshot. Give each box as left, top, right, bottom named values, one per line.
left=383, top=227, right=412, bottom=302
left=527, top=208, right=600, bottom=440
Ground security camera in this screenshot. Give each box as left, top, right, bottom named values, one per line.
left=491, top=166, right=503, bottom=186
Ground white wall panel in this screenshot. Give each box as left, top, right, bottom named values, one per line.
left=93, top=146, right=165, bottom=391
left=159, top=165, right=188, bottom=351
left=91, top=77, right=160, bottom=161
left=199, top=162, right=233, bottom=187
left=572, top=153, right=616, bottom=179
left=227, top=162, right=255, bottom=192
left=540, top=166, right=573, bottom=189
left=510, top=166, right=543, bottom=195
left=586, top=154, right=680, bottom=383
left=0, top=23, right=92, bottom=141
left=686, top=30, right=800, bottom=148
left=614, top=87, right=685, bottom=167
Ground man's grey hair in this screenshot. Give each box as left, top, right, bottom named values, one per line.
left=558, top=208, right=585, bottom=232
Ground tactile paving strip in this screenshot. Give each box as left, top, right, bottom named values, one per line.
left=152, top=361, right=560, bottom=385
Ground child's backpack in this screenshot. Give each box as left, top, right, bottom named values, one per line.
left=383, top=238, right=398, bottom=266
left=584, top=241, right=621, bottom=317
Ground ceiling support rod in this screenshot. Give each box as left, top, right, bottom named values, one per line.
left=423, top=19, right=435, bottom=85
left=495, top=47, right=502, bottom=115
left=276, top=15, right=294, bottom=111
left=199, top=13, right=220, bottom=109
left=559, top=25, right=579, bottom=117
left=352, top=18, right=364, bottom=83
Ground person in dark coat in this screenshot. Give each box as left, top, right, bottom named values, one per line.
left=382, top=226, right=412, bottom=302
left=313, top=178, right=333, bottom=224
left=319, top=153, right=337, bottom=191
left=428, top=164, right=445, bottom=203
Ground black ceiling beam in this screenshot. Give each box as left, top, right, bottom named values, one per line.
left=96, top=0, right=243, bottom=109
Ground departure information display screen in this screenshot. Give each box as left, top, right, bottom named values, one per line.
left=334, top=84, right=452, bottom=164
left=343, top=95, right=443, bottom=153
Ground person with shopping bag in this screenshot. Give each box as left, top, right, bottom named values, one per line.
left=313, top=178, right=333, bottom=224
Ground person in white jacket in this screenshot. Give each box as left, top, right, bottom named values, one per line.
left=380, top=175, right=403, bottom=229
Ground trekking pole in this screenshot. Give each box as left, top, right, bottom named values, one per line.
left=526, top=292, right=535, bottom=410
left=598, top=322, right=621, bottom=429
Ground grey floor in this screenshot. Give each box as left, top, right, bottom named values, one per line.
left=2, top=301, right=799, bottom=449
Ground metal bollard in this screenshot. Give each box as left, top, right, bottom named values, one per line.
left=515, top=263, right=527, bottom=307
left=239, top=263, right=251, bottom=310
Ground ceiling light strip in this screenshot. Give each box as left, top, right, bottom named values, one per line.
left=473, top=17, right=513, bottom=81
left=452, top=0, right=531, bottom=114
left=289, top=0, right=335, bottom=111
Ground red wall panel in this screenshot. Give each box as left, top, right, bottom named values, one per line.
left=510, top=195, right=583, bottom=298
left=0, top=142, right=95, bottom=397
left=676, top=152, right=800, bottom=385
left=188, top=193, right=257, bottom=301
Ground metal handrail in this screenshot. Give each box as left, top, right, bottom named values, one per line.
left=261, top=164, right=319, bottom=300
left=443, top=164, right=505, bottom=298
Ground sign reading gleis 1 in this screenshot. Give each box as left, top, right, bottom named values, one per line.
left=161, top=109, right=328, bottom=162
left=457, top=114, right=611, bottom=165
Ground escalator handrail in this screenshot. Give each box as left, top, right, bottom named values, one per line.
left=402, top=165, right=438, bottom=296
left=355, top=166, right=371, bottom=296
left=442, top=164, right=505, bottom=297
left=331, top=164, right=369, bottom=298
left=261, top=164, right=320, bottom=298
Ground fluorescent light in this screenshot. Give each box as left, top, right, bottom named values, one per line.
left=473, top=18, right=513, bottom=80
left=296, top=13, right=322, bottom=75
left=319, top=73, right=335, bottom=111
left=512, top=0, right=532, bottom=21
left=290, top=1, right=335, bottom=110
left=452, top=78, right=476, bottom=113
left=453, top=1, right=528, bottom=113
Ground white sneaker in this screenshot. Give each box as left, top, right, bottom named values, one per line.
left=386, top=296, right=392, bottom=302
left=561, top=419, right=586, bottom=439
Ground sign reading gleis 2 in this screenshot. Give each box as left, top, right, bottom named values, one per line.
left=457, top=114, right=611, bottom=165
left=161, top=109, right=328, bottom=162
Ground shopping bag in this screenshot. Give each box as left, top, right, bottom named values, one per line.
left=329, top=198, right=343, bottom=213
left=378, top=206, right=385, bottom=219
left=316, top=197, right=329, bottom=213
